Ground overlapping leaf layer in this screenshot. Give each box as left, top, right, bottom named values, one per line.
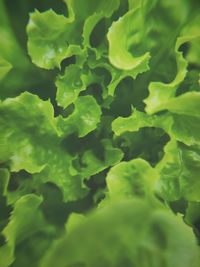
left=0, top=0, right=200, bottom=266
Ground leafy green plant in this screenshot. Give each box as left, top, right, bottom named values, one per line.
left=0, top=0, right=200, bottom=266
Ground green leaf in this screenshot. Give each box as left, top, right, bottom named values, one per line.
left=40, top=199, right=199, bottom=267
left=56, top=65, right=95, bottom=108
left=162, top=92, right=200, bottom=117
left=157, top=92, right=200, bottom=146
left=56, top=95, right=102, bottom=137
left=88, top=56, right=150, bottom=97
left=0, top=1, right=29, bottom=67
left=181, top=13, right=200, bottom=65
left=0, top=194, right=45, bottom=267
left=156, top=140, right=200, bottom=202
left=83, top=12, right=105, bottom=51
left=144, top=35, right=200, bottom=114
left=0, top=92, right=92, bottom=201
left=106, top=158, right=159, bottom=201
left=107, top=7, right=150, bottom=71
left=82, top=0, right=120, bottom=57
left=65, top=0, right=120, bottom=21
left=128, top=0, right=141, bottom=10
left=65, top=212, right=85, bottom=233
left=185, top=202, right=200, bottom=227
left=79, top=139, right=123, bottom=178
left=112, top=109, right=158, bottom=136
left=27, top=9, right=72, bottom=69
left=112, top=97, right=200, bottom=146
left=1, top=1, right=200, bottom=266
left=0, top=168, right=9, bottom=196
left=185, top=202, right=200, bottom=241
left=169, top=114, right=200, bottom=146
left=27, top=0, right=120, bottom=70
left=1, top=171, right=39, bottom=206
left=112, top=108, right=174, bottom=140
left=0, top=57, right=12, bottom=81
left=0, top=92, right=59, bottom=172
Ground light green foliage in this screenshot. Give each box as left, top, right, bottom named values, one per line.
left=0, top=195, right=46, bottom=267
left=56, top=95, right=101, bottom=137
left=0, top=92, right=101, bottom=201
left=107, top=7, right=150, bottom=71
left=41, top=200, right=199, bottom=267
left=56, top=65, right=93, bottom=108
left=106, top=158, right=159, bottom=200
left=79, top=139, right=124, bottom=178
left=144, top=35, right=200, bottom=114
left=1, top=0, right=200, bottom=266
left=0, top=57, right=12, bottom=80
left=27, top=9, right=71, bottom=69
left=156, top=140, right=200, bottom=202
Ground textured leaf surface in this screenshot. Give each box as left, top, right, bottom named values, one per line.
left=41, top=199, right=199, bottom=267
left=1, top=1, right=200, bottom=266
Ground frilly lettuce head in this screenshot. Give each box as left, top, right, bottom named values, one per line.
left=0, top=0, right=200, bottom=266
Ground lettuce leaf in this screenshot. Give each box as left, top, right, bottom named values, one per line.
left=1, top=1, right=200, bottom=266
left=0, top=195, right=46, bottom=267
left=40, top=199, right=199, bottom=267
